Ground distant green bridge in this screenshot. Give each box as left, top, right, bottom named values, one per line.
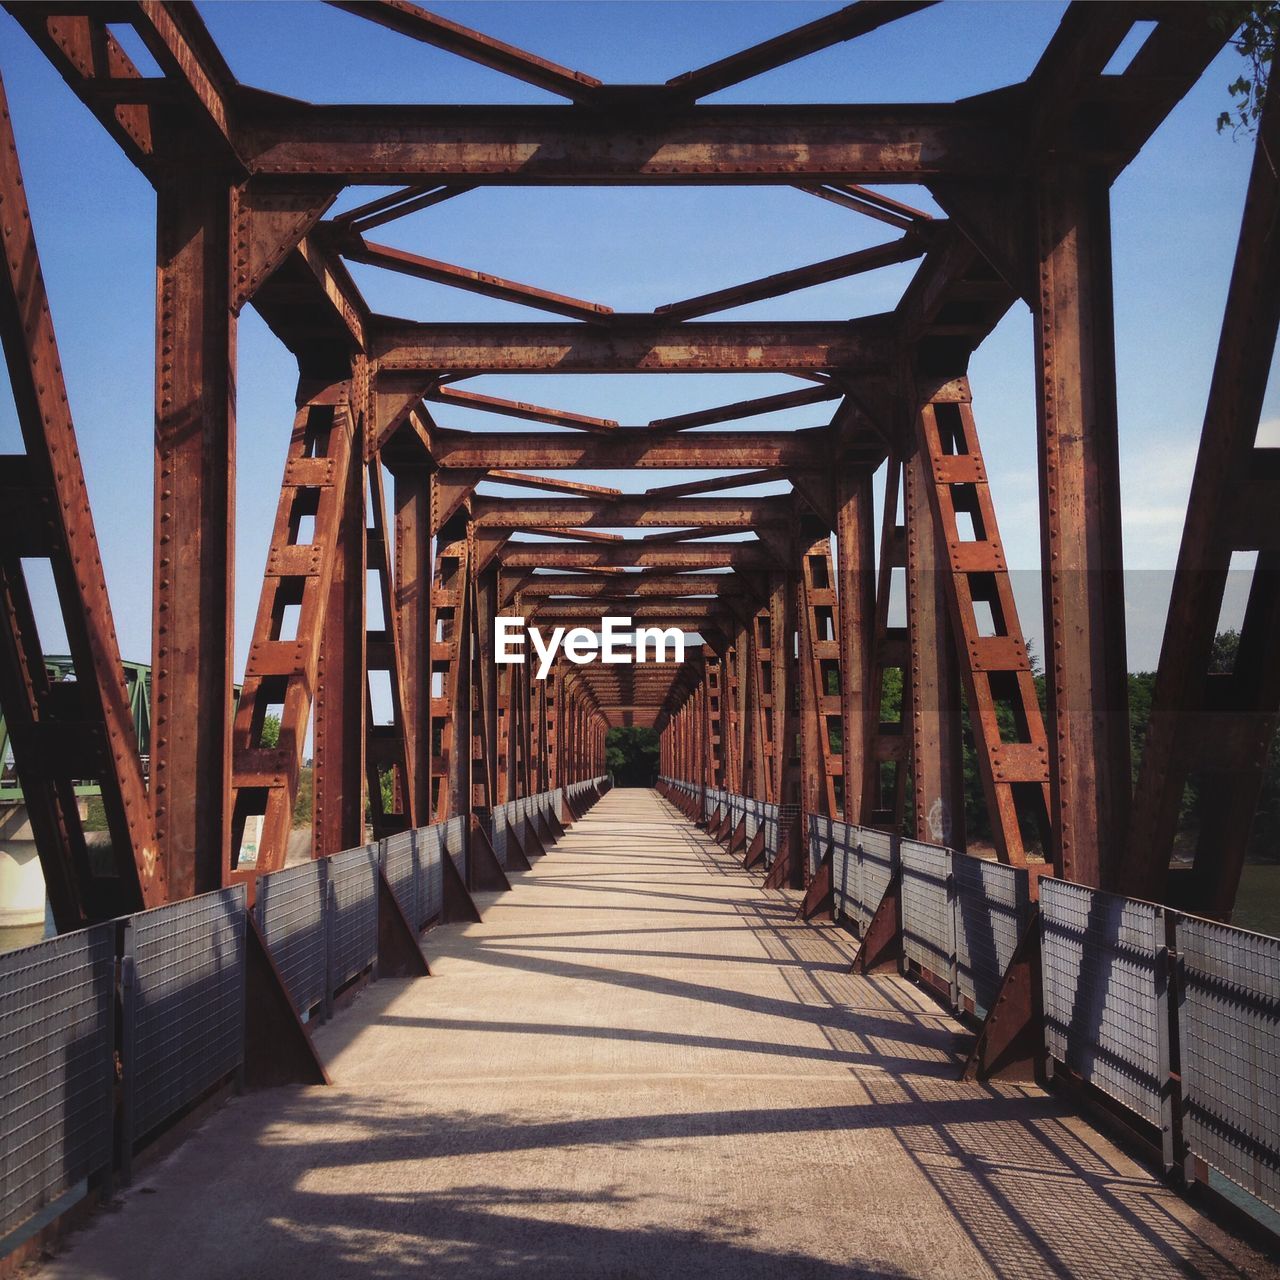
left=0, top=658, right=151, bottom=803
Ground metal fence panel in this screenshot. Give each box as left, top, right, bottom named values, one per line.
left=831, top=821, right=860, bottom=925
left=256, top=859, right=327, bottom=1015
left=419, top=824, right=445, bottom=925
left=900, top=838, right=955, bottom=985
left=490, top=805, right=509, bottom=869
left=761, top=803, right=780, bottom=868
left=953, top=856, right=1030, bottom=1017
left=1177, top=915, right=1280, bottom=1211
left=443, top=815, right=467, bottom=884
left=855, top=827, right=897, bottom=932
left=0, top=926, right=114, bottom=1237
left=1040, top=878, right=1168, bottom=1128
left=329, top=844, right=379, bottom=991
left=808, top=814, right=832, bottom=879
left=126, top=888, right=245, bottom=1143
left=381, top=830, right=422, bottom=931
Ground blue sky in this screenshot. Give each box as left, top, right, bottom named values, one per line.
left=0, top=1, right=1274, bottom=677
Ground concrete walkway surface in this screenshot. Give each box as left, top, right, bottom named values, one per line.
left=36, top=790, right=1279, bottom=1279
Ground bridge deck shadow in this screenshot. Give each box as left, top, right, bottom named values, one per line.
left=37, top=791, right=1278, bottom=1280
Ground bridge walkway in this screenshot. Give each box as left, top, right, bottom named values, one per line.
left=38, top=790, right=1274, bottom=1279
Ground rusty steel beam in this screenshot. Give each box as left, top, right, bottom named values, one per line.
left=152, top=168, right=238, bottom=898
left=130, top=1, right=241, bottom=153
left=312, top=387, right=368, bottom=857
left=238, top=102, right=1014, bottom=183
left=229, top=387, right=357, bottom=881
left=483, top=470, right=621, bottom=498
left=429, top=428, right=836, bottom=470
left=1123, top=87, right=1280, bottom=917
left=531, top=600, right=721, bottom=618
left=915, top=386, right=1050, bottom=864
left=394, top=468, right=432, bottom=829
left=499, top=543, right=773, bottom=570
left=343, top=237, right=615, bottom=323
left=328, top=0, right=604, bottom=102
left=642, top=469, right=794, bottom=498
left=648, top=384, right=842, bottom=432
left=905, top=448, right=964, bottom=847
left=470, top=496, right=787, bottom=527
left=666, top=1, right=937, bottom=100
left=836, top=469, right=875, bottom=825
left=1033, top=162, right=1129, bottom=888
left=513, top=528, right=626, bottom=544
left=338, top=183, right=475, bottom=234
left=428, top=386, right=618, bottom=432
left=365, top=457, right=417, bottom=837
left=518, top=575, right=741, bottom=598
left=654, top=235, right=926, bottom=322
left=798, top=183, right=927, bottom=231
left=0, top=72, right=158, bottom=925
left=797, top=538, right=841, bottom=819
left=372, top=317, right=894, bottom=373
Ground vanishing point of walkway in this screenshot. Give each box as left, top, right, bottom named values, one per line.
left=40, top=791, right=1276, bottom=1279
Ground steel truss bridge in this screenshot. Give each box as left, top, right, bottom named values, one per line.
left=0, top=2, right=1278, bottom=1274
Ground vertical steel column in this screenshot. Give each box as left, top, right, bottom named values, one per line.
left=1125, top=90, right=1280, bottom=914
left=905, top=448, right=965, bottom=847
left=152, top=169, right=236, bottom=896
left=798, top=538, right=841, bottom=819
left=864, top=455, right=910, bottom=828
left=230, top=383, right=355, bottom=877
left=312, top=400, right=366, bottom=856
left=394, top=467, right=432, bottom=827
left=0, top=75, right=157, bottom=923
left=748, top=607, right=773, bottom=799
left=473, top=559, right=500, bottom=809
left=837, top=470, right=876, bottom=824
left=365, top=454, right=416, bottom=836
left=769, top=570, right=799, bottom=806
left=1034, top=161, right=1130, bottom=886
left=914, top=385, right=1050, bottom=862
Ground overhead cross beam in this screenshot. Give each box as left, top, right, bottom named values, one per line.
left=329, top=0, right=605, bottom=102
left=371, top=317, right=895, bottom=373
left=237, top=102, right=1017, bottom=183
left=665, top=2, right=938, bottom=101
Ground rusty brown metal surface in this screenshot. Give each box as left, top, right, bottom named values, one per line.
left=0, top=72, right=158, bottom=926
left=0, top=1, right=1259, bottom=936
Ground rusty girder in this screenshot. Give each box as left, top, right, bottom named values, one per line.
left=1, top=0, right=1261, bottom=929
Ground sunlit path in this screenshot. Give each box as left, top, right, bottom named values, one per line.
left=36, top=791, right=1269, bottom=1280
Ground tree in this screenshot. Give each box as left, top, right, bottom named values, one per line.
left=1215, top=2, right=1280, bottom=136
left=606, top=727, right=660, bottom=787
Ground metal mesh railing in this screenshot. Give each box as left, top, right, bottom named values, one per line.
left=443, top=814, right=467, bottom=884
left=900, top=838, right=955, bottom=987
left=953, top=857, right=1031, bottom=1017
left=1177, top=915, right=1280, bottom=1210
left=1040, top=878, right=1169, bottom=1129
left=381, top=830, right=422, bottom=931
left=490, top=803, right=510, bottom=868
left=0, top=926, right=114, bottom=1238
left=256, top=859, right=328, bottom=1016
left=328, top=845, right=379, bottom=991
left=126, top=888, right=245, bottom=1142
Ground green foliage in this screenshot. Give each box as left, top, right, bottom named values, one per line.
left=293, top=766, right=313, bottom=829
left=260, top=713, right=281, bottom=749
left=606, top=726, right=660, bottom=786
left=1213, top=2, right=1280, bottom=135
left=889, top=629, right=1276, bottom=863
